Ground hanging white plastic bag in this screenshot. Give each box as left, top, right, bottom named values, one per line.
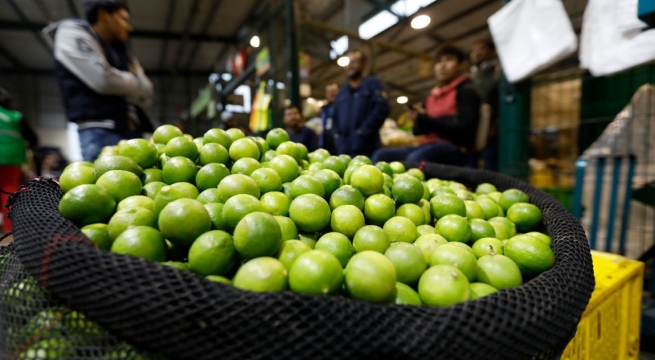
left=579, top=0, right=655, bottom=77
left=488, top=0, right=578, bottom=83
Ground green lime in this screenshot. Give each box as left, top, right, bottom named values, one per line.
left=59, top=166, right=95, bottom=193
left=489, top=217, right=517, bottom=238
left=162, top=261, right=190, bottom=271
left=268, top=155, right=299, bottom=183
left=226, top=128, right=246, bottom=142
left=206, top=275, right=232, bottom=285
left=16, top=339, right=74, bottom=359
left=445, top=241, right=475, bottom=255
left=81, top=224, right=113, bottom=250
left=406, top=168, right=425, bottom=181
left=119, top=138, right=158, bottom=168
left=64, top=161, right=92, bottom=172
left=353, top=225, right=391, bottom=254
left=111, top=226, right=167, bottom=262
left=487, top=191, right=502, bottom=203
left=430, top=193, right=466, bottom=219
left=266, top=128, right=290, bottom=150
left=216, top=174, right=261, bottom=202
left=315, top=232, right=355, bottom=268
left=351, top=155, right=371, bottom=165
left=489, top=222, right=510, bottom=240
left=375, top=161, right=393, bottom=177
left=475, top=183, right=498, bottom=195
left=524, top=231, right=552, bottom=246
left=312, top=169, right=341, bottom=198
left=476, top=253, right=523, bottom=289
left=250, top=168, right=283, bottom=194
left=330, top=205, right=365, bottom=239
left=499, top=189, right=529, bottom=212
left=435, top=214, right=471, bottom=243
left=233, top=257, right=288, bottom=292
left=261, top=150, right=277, bottom=162
left=204, top=203, right=226, bottom=230
left=321, top=156, right=346, bottom=177
left=429, top=242, right=478, bottom=282
left=196, top=188, right=221, bottom=204
left=383, top=216, right=419, bottom=243
left=430, top=187, right=456, bottom=197
left=329, top=186, right=365, bottom=211
left=472, top=237, right=504, bottom=258
left=477, top=198, right=503, bottom=220
left=142, top=181, right=165, bottom=200
left=289, top=194, right=331, bottom=233
left=289, top=250, right=344, bottom=295
left=343, top=162, right=365, bottom=185
left=277, top=240, right=312, bottom=271
left=59, top=184, right=116, bottom=226
left=391, top=175, right=423, bottom=205
left=96, top=170, right=142, bottom=203
left=396, top=203, right=426, bottom=226
left=252, top=136, right=270, bottom=153
left=394, top=282, right=422, bottom=305
left=419, top=198, right=432, bottom=225
left=290, top=175, right=325, bottom=198
left=273, top=216, right=297, bottom=243
left=260, top=191, right=291, bottom=216
left=188, top=230, right=236, bottom=276
left=414, top=233, right=448, bottom=262
left=195, top=163, right=230, bottom=192
left=308, top=148, right=330, bottom=163
left=92, top=155, right=143, bottom=182
left=416, top=224, right=436, bottom=236
left=418, top=264, right=470, bottom=306
left=165, top=136, right=198, bottom=160
left=107, top=208, right=156, bottom=239
left=384, top=242, right=427, bottom=286
left=455, top=189, right=474, bottom=201
left=351, top=165, right=384, bottom=196
left=231, top=158, right=261, bottom=176
left=464, top=200, right=485, bottom=220
left=153, top=124, right=184, bottom=145
left=199, top=143, right=229, bottom=165
left=299, top=233, right=318, bottom=249
left=143, top=168, right=163, bottom=184
left=229, top=138, right=260, bottom=161
left=389, top=161, right=406, bottom=174
left=222, top=194, right=264, bottom=231
left=469, top=219, right=497, bottom=242
left=504, top=234, right=555, bottom=277
left=469, top=282, right=498, bottom=299
left=170, top=182, right=200, bottom=198
left=162, top=156, right=198, bottom=184
left=344, top=251, right=397, bottom=303
left=506, top=203, right=543, bottom=232
left=233, top=212, right=281, bottom=260
left=153, top=185, right=193, bottom=217
left=276, top=141, right=303, bottom=162
left=203, top=128, right=232, bottom=148
left=158, top=198, right=211, bottom=247
left=363, top=193, right=396, bottom=226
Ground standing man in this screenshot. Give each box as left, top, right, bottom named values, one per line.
left=319, top=83, right=339, bottom=154
left=470, top=39, right=500, bottom=170
left=333, top=50, right=390, bottom=158
left=49, top=0, right=154, bottom=162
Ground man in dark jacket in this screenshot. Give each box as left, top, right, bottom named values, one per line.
left=372, top=44, right=481, bottom=165
left=49, top=0, right=154, bottom=161
left=333, top=50, right=390, bottom=158
left=285, top=105, right=318, bottom=152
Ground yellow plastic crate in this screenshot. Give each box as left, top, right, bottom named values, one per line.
left=561, top=251, right=645, bottom=360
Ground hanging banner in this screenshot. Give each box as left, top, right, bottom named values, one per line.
left=299, top=52, right=310, bottom=82
left=256, top=47, right=271, bottom=77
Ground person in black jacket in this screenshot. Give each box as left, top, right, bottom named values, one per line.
left=285, top=105, right=318, bottom=152
left=372, top=44, right=481, bottom=166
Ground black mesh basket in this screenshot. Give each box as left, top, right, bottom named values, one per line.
left=0, top=162, right=594, bottom=360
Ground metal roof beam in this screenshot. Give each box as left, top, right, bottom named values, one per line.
left=184, top=0, right=225, bottom=70
left=6, top=0, right=52, bottom=54
left=0, top=43, right=24, bottom=69
left=66, top=0, right=80, bottom=18
left=158, top=0, right=177, bottom=69
left=172, top=0, right=201, bottom=70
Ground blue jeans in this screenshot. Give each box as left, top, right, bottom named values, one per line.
left=371, top=142, right=466, bottom=166
left=78, top=128, right=123, bottom=162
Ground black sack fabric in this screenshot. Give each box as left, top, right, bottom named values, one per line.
left=0, top=161, right=594, bottom=360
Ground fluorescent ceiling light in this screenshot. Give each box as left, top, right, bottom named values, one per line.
left=359, top=0, right=437, bottom=39
left=330, top=36, right=349, bottom=60
left=337, top=56, right=350, bottom=67
left=397, top=96, right=408, bottom=104
left=250, top=35, right=260, bottom=48
left=411, top=15, right=431, bottom=29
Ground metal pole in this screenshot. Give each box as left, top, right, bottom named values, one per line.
left=498, top=0, right=531, bottom=180
left=286, top=0, right=301, bottom=107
